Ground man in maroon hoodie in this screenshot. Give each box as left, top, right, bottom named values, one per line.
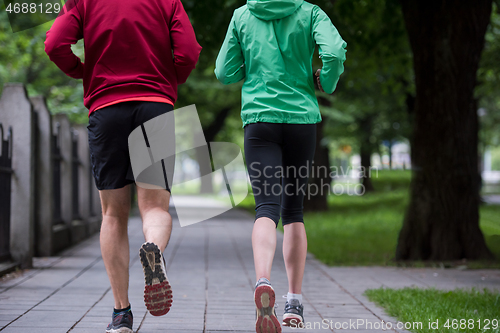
left=45, top=0, right=201, bottom=331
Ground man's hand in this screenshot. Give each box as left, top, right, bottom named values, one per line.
left=315, top=69, right=325, bottom=93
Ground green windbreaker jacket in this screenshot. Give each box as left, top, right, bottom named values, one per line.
left=215, top=0, right=347, bottom=127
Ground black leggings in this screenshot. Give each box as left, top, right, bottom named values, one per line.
left=244, top=122, right=317, bottom=227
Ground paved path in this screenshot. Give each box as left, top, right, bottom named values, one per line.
left=483, top=194, right=500, bottom=205
left=1, top=203, right=499, bottom=333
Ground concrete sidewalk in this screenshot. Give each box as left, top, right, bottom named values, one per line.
left=1, top=204, right=499, bottom=333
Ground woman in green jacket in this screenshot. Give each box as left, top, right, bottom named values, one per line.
left=216, top=0, right=346, bottom=331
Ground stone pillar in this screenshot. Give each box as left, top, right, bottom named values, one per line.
left=75, top=125, right=90, bottom=221
left=53, top=114, right=73, bottom=225
left=75, top=124, right=101, bottom=235
left=86, top=140, right=102, bottom=234
left=30, top=96, right=54, bottom=257
left=70, top=125, right=87, bottom=243
left=0, top=83, right=35, bottom=268
left=90, top=172, right=102, bottom=234
left=52, top=114, right=72, bottom=252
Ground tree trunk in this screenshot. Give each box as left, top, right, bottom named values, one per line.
left=304, top=119, right=331, bottom=211
left=396, top=0, right=494, bottom=260
left=196, top=146, right=214, bottom=194
left=359, top=116, right=375, bottom=193
left=198, top=107, right=232, bottom=194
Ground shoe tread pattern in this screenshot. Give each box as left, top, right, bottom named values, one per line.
left=140, top=242, right=172, bottom=316
left=254, top=285, right=282, bottom=333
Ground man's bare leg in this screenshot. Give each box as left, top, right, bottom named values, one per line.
left=137, top=186, right=172, bottom=251
left=137, top=186, right=173, bottom=316
left=99, top=186, right=131, bottom=310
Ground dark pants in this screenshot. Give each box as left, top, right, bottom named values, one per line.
left=244, top=122, right=317, bottom=227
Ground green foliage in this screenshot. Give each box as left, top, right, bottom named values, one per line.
left=306, top=189, right=408, bottom=265
left=311, top=0, right=414, bottom=159
left=371, top=169, right=411, bottom=191
left=0, top=10, right=87, bottom=123
left=0, top=0, right=414, bottom=142
left=328, top=0, right=413, bottom=95
left=477, top=3, right=500, bottom=149
left=492, top=146, right=500, bottom=170
left=237, top=170, right=500, bottom=266
left=304, top=190, right=500, bottom=266
left=365, top=288, right=500, bottom=333
left=480, top=204, right=500, bottom=261
left=177, top=0, right=246, bottom=138
left=0, top=0, right=498, bottom=160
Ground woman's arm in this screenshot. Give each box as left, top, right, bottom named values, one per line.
left=215, top=13, right=245, bottom=85
left=312, top=6, right=347, bottom=94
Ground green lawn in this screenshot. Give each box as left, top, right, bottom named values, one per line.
left=237, top=170, right=500, bottom=266
left=304, top=189, right=408, bottom=265
left=364, top=288, right=500, bottom=333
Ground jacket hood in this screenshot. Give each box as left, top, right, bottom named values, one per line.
left=247, top=0, right=304, bottom=21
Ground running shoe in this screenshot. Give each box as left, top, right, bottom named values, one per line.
left=282, top=299, right=304, bottom=327
left=106, top=308, right=133, bottom=333
left=139, top=242, right=173, bottom=316
left=254, top=278, right=282, bottom=333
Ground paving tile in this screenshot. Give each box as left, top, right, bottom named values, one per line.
left=7, top=310, right=82, bottom=327
left=1, top=327, right=70, bottom=333
left=0, top=206, right=498, bottom=332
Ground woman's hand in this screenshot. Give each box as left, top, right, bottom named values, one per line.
left=315, top=69, right=325, bottom=93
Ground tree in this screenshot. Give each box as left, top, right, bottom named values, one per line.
left=396, top=0, right=494, bottom=260
left=477, top=3, right=500, bottom=170
left=304, top=96, right=332, bottom=211
left=0, top=11, right=87, bottom=122
left=318, top=0, right=413, bottom=195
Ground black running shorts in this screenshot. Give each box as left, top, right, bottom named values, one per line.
left=87, top=101, right=174, bottom=191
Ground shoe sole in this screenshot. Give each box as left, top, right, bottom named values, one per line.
left=254, top=285, right=281, bottom=333
left=105, top=327, right=133, bottom=333
left=283, top=314, right=303, bottom=328
left=140, top=242, right=172, bottom=316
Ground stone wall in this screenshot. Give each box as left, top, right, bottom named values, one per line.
left=0, top=83, right=101, bottom=267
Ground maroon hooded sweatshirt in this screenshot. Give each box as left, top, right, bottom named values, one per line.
left=45, top=0, right=202, bottom=114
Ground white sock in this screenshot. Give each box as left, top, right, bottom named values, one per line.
left=287, top=292, right=302, bottom=304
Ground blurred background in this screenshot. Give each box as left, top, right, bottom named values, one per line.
left=0, top=0, right=499, bottom=269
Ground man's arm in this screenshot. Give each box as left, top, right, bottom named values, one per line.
left=312, top=6, right=347, bottom=94
left=215, top=13, right=245, bottom=85
left=170, top=0, right=202, bottom=84
left=45, top=5, right=84, bottom=79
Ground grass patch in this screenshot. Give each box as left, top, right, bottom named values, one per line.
left=364, top=287, right=500, bottom=333
left=306, top=190, right=408, bottom=265
left=236, top=170, right=500, bottom=266
left=238, top=193, right=256, bottom=215
left=371, top=169, right=412, bottom=191
left=480, top=204, right=500, bottom=257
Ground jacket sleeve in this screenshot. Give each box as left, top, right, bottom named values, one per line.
left=170, top=0, right=202, bottom=84
left=312, top=6, right=347, bottom=94
left=215, top=13, right=245, bottom=85
left=44, top=3, right=84, bottom=79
